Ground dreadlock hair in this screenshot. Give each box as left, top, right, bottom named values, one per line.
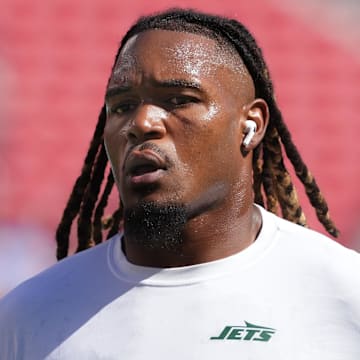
left=56, top=8, right=339, bottom=260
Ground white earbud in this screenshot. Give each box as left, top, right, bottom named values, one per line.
left=243, top=120, right=257, bottom=147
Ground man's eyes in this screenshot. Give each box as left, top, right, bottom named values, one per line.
left=111, top=102, right=137, bottom=115
left=110, top=95, right=199, bottom=115
left=166, top=95, right=199, bottom=106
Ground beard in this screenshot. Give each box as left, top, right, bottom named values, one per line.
left=123, top=201, right=187, bottom=251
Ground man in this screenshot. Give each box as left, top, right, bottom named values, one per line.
left=0, top=9, right=359, bottom=359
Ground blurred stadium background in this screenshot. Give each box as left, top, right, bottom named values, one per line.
left=1, top=0, right=359, bottom=296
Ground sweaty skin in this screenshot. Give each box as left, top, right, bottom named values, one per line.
left=104, top=30, right=269, bottom=267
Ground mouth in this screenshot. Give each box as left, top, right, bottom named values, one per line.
left=125, top=149, right=168, bottom=186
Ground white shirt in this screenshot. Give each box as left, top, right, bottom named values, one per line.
left=1, top=206, right=359, bottom=359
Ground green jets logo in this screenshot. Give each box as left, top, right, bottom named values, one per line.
left=210, top=321, right=276, bottom=342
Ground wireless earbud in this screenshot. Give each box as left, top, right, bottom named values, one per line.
left=243, top=120, right=257, bottom=147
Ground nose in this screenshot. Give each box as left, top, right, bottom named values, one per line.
left=127, top=104, right=167, bottom=144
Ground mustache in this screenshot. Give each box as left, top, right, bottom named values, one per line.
left=122, top=142, right=174, bottom=171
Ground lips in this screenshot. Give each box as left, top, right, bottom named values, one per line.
left=131, top=163, right=160, bottom=176
left=124, top=149, right=168, bottom=185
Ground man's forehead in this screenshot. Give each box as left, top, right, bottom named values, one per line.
left=110, top=29, right=254, bottom=95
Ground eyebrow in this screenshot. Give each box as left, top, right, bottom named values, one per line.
left=105, top=86, right=132, bottom=100
left=155, top=79, right=202, bottom=90
left=105, top=79, right=202, bottom=100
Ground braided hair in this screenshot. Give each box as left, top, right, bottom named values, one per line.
left=56, top=8, right=338, bottom=260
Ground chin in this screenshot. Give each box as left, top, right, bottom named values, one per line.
left=123, top=200, right=187, bottom=251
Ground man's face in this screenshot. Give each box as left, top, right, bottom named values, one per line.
left=104, top=30, right=254, bottom=213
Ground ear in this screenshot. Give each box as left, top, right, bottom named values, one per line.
left=241, top=98, right=269, bottom=151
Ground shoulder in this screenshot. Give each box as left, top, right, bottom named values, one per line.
left=0, top=236, right=119, bottom=358
left=265, top=211, right=360, bottom=330
left=263, top=208, right=360, bottom=288
left=270, top=209, right=358, bottom=259
left=0, top=236, right=116, bottom=311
